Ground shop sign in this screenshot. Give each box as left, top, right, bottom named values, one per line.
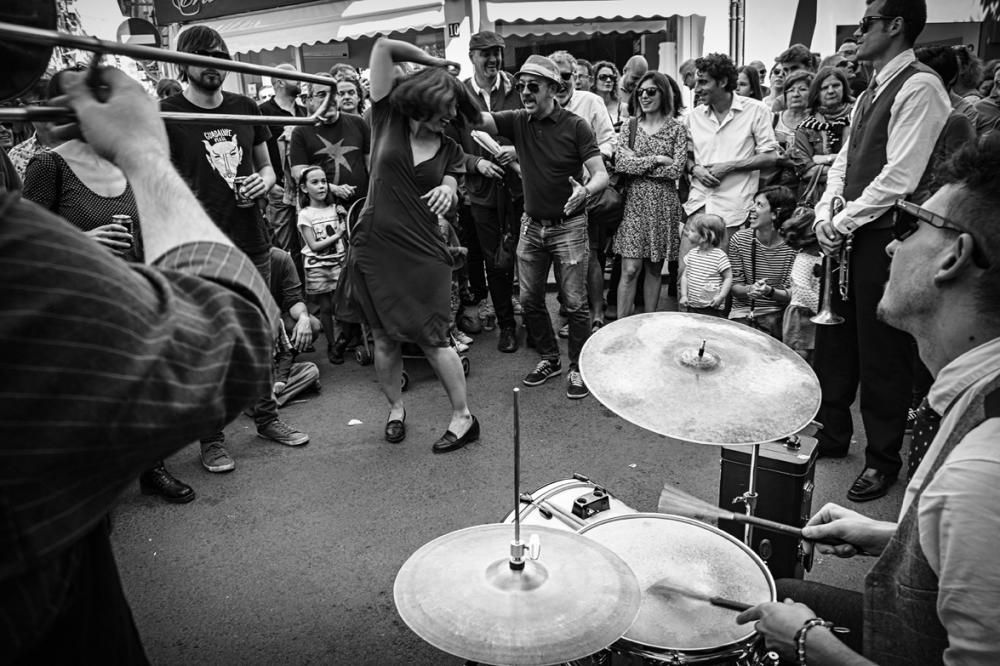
left=153, top=0, right=317, bottom=24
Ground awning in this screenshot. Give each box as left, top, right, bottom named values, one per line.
left=483, top=0, right=713, bottom=25
left=194, top=0, right=446, bottom=54
left=497, top=19, right=670, bottom=38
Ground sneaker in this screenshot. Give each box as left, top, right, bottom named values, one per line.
left=558, top=323, right=569, bottom=338
left=523, top=359, right=563, bottom=386
left=257, top=419, right=310, bottom=447
left=566, top=369, right=589, bottom=399
left=453, top=329, right=474, bottom=346
left=905, top=407, right=918, bottom=435
left=450, top=333, right=470, bottom=353
left=200, top=440, right=235, bottom=473
left=478, top=299, right=497, bottom=331
left=511, top=296, right=523, bottom=315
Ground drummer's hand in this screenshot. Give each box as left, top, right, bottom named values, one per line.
left=802, top=502, right=894, bottom=558
left=737, top=599, right=817, bottom=662
left=51, top=67, right=169, bottom=169
left=421, top=185, right=454, bottom=217
left=816, top=220, right=844, bottom=256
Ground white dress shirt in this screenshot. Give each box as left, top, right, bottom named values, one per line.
left=816, top=49, right=950, bottom=233
left=563, top=89, right=617, bottom=158
left=683, top=94, right=779, bottom=227
left=902, top=336, right=1000, bottom=666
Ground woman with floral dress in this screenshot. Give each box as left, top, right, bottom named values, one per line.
left=612, top=72, right=688, bottom=318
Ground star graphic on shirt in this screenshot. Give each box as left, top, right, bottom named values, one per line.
left=316, top=136, right=359, bottom=185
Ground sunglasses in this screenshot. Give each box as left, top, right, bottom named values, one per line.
left=636, top=87, right=659, bottom=98
left=515, top=81, right=543, bottom=94
left=597, top=73, right=616, bottom=82
left=857, top=14, right=897, bottom=34
left=893, top=199, right=990, bottom=268
left=559, top=71, right=574, bottom=81
left=191, top=49, right=232, bottom=61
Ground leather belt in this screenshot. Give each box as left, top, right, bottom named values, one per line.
left=529, top=215, right=571, bottom=227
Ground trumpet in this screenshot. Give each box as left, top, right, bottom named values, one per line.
left=811, top=195, right=847, bottom=326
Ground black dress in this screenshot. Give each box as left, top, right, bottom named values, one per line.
left=350, top=99, right=465, bottom=347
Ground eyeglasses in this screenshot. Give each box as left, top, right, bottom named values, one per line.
left=857, top=15, right=897, bottom=34
left=893, top=199, right=990, bottom=268
left=190, top=49, right=232, bottom=61
left=636, top=87, right=659, bottom=98
left=515, top=81, right=542, bottom=94
left=597, top=73, right=616, bottom=82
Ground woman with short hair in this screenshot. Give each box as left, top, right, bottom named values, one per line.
left=787, top=66, right=854, bottom=201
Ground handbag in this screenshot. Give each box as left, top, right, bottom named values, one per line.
left=332, top=243, right=365, bottom=324
left=798, top=163, right=826, bottom=208
left=587, top=116, right=638, bottom=236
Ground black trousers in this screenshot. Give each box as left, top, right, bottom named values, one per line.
left=458, top=203, right=488, bottom=304
left=13, top=520, right=149, bottom=665
left=813, top=226, right=914, bottom=475
left=470, top=202, right=517, bottom=330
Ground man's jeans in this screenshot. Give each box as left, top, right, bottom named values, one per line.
left=517, top=213, right=590, bottom=367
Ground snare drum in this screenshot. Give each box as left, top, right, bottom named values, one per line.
left=579, top=514, right=776, bottom=665
left=501, top=476, right=637, bottom=531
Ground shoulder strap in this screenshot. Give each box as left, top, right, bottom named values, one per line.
left=628, top=116, right=638, bottom=150
left=771, top=113, right=779, bottom=129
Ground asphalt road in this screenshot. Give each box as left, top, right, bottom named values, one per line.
left=112, top=291, right=909, bottom=665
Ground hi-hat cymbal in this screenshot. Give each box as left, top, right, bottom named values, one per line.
left=394, top=524, right=641, bottom=665
left=579, top=312, right=820, bottom=444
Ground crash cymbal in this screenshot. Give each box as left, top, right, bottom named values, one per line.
left=394, top=524, right=641, bottom=665
left=579, top=312, right=820, bottom=444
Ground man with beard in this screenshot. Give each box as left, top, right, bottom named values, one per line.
left=289, top=72, right=370, bottom=211
left=458, top=30, right=523, bottom=353
left=737, top=133, right=1000, bottom=666
left=812, top=0, right=950, bottom=502
left=477, top=55, right=609, bottom=399
left=259, top=64, right=307, bottom=269
left=162, top=26, right=310, bottom=468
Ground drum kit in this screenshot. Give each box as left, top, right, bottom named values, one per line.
left=394, top=313, right=822, bottom=665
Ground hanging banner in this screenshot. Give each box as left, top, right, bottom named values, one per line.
left=153, top=0, right=317, bottom=25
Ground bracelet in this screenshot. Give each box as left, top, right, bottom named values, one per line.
left=795, top=617, right=834, bottom=666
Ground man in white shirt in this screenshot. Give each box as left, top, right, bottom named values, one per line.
left=549, top=50, right=616, bottom=330
left=813, top=0, right=950, bottom=502
left=681, top=52, right=778, bottom=262
left=736, top=128, right=1000, bottom=666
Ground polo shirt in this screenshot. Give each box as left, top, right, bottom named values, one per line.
left=684, top=94, right=778, bottom=227
left=491, top=106, right=600, bottom=219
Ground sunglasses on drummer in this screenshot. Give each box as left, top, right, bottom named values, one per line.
left=892, top=199, right=991, bottom=268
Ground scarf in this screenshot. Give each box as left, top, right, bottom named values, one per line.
left=798, top=102, right=853, bottom=155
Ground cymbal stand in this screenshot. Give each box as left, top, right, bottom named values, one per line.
left=732, top=443, right=761, bottom=546
left=509, top=388, right=539, bottom=570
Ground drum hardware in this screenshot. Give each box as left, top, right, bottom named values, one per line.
left=0, top=4, right=337, bottom=126
left=812, top=195, right=848, bottom=325
left=394, top=389, right=641, bottom=665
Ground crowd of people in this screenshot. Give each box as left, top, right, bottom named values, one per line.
left=2, top=0, right=999, bottom=663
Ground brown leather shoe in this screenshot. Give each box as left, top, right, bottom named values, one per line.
left=847, top=468, right=896, bottom=502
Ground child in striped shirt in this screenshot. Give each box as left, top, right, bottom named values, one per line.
left=679, top=213, right=732, bottom=316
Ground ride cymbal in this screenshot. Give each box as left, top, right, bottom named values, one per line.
left=579, top=313, right=820, bottom=444
left=394, top=524, right=641, bottom=665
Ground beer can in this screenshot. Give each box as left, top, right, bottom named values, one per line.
left=112, top=214, right=133, bottom=235
left=233, top=175, right=255, bottom=208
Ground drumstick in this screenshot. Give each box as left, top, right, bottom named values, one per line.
left=646, top=579, right=752, bottom=611
left=658, top=483, right=805, bottom=537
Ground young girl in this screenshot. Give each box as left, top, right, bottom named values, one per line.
left=779, top=207, right=823, bottom=363
left=727, top=186, right=798, bottom=340
left=297, top=166, right=349, bottom=364
left=679, top=213, right=732, bottom=317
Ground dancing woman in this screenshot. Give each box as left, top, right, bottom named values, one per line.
left=349, top=38, right=481, bottom=453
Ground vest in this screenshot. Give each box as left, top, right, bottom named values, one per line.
left=863, top=375, right=1000, bottom=665
left=843, top=62, right=936, bottom=229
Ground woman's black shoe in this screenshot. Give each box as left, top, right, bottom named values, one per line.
left=385, top=409, right=406, bottom=443
left=432, top=415, right=480, bottom=453
left=139, top=462, right=196, bottom=504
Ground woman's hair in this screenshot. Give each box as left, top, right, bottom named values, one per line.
left=757, top=185, right=798, bottom=230
left=664, top=74, right=685, bottom=117
left=688, top=213, right=727, bottom=248
left=298, top=165, right=333, bottom=208
left=782, top=70, right=814, bottom=101
left=389, top=66, right=479, bottom=129
left=915, top=46, right=959, bottom=90
left=592, top=60, right=620, bottom=101
left=156, top=78, right=183, bottom=100
left=779, top=207, right=818, bottom=250
left=806, top=66, right=852, bottom=111
left=736, top=66, right=764, bottom=100
left=952, top=46, right=983, bottom=91
left=330, top=63, right=360, bottom=81
left=630, top=71, right=674, bottom=119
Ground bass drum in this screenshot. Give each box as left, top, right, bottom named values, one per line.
left=579, top=514, right=777, bottom=665
left=501, top=475, right=637, bottom=531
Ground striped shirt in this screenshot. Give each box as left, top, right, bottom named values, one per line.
left=682, top=247, right=731, bottom=309
left=0, top=192, right=277, bottom=655
left=727, top=228, right=796, bottom=319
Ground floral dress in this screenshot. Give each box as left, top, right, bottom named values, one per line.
left=612, top=118, right=688, bottom=262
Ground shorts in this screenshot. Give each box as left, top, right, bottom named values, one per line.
left=304, top=258, right=342, bottom=295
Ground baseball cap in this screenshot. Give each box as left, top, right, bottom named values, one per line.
left=469, top=31, right=505, bottom=51
left=515, top=55, right=560, bottom=84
